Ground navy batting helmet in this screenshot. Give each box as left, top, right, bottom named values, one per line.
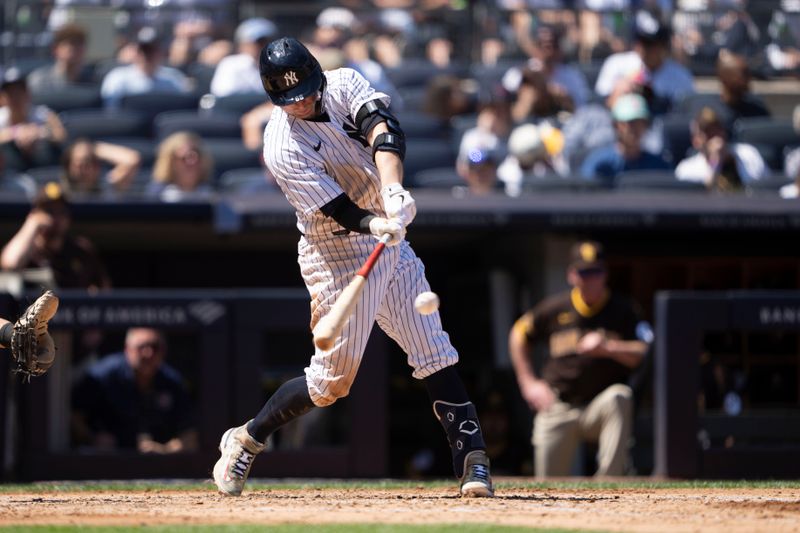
left=259, top=37, right=323, bottom=106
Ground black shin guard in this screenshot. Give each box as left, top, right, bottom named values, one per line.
left=425, top=367, right=487, bottom=478
left=248, top=376, right=315, bottom=443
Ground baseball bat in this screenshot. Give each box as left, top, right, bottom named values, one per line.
left=313, top=233, right=391, bottom=350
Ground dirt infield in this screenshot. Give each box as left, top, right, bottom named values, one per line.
left=1, top=482, right=799, bottom=532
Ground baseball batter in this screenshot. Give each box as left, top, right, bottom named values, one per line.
left=213, top=37, right=493, bottom=498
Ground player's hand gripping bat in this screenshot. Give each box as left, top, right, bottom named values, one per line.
left=312, top=234, right=391, bottom=350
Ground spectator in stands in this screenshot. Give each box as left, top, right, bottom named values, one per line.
left=457, top=95, right=513, bottom=176
left=510, top=65, right=574, bottom=124
left=502, top=25, right=590, bottom=109
left=675, top=106, right=767, bottom=190
left=71, top=327, right=198, bottom=454
left=100, top=27, right=192, bottom=109
left=312, top=7, right=358, bottom=50
left=508, top=240, right=652, bottom=477
left=782, top=107, right=800, bottom=199
left=60, top=138, right=141, bottom=197
left=210, top=17, right=277, bottom=97
left=713, top=50, right=770, bottom=131
left=28, top=23, right=94, bottom=93
left=498, top=122, right=568, bottom=195
left=455, top=136, right=504, bottom=196
left=167, top=17, right=218, bottom=70
left=580, top=93, right=670, bottom=185
left=0, top=68, right=67, bottom=173
left=422, top=74, right=479, bottom=121
left=0, top=182, right=111, bottom=290
left=342, top=36, right=404, bottom=111
left=595, top=10, right=694, bottom=113
left=765, top=5, right=800, bottom=74
left=147, top=131, right=214, bottom=203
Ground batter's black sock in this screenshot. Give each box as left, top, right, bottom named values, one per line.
left=424, top=366, right=487, bottom=478
left=0, top=322, right=12, bottom=348
left=247, top=376, right=316, bottom=444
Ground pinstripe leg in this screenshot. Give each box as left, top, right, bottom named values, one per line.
left=301, top=235, right=398, bottom=406
left=374, top=242, right=459, bottom=378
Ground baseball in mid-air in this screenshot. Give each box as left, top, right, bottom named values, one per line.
left=414, top=291, right=440, bottom=315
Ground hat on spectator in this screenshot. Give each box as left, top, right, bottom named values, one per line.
left=633, top=10, right=670, bottom=44
left=509, top=124, right=546, bottom=166
left=458, top=130, right=502, bottom=167
left=508, top=123, right=564, bottom=166
left=235, top=18, right=277, bottom=44
left=33, top=182, right=70, bottom=212
left=136, top=26, right=160, bottom=51
left=316, top=7, right=356, bottom=30
left=612, top=93, right=650, bottom=122
left=0, top=66, right=26, bottom=90
left=569, top=241, right=606, bottom=271
left=379, top=9, right=415, bottom=34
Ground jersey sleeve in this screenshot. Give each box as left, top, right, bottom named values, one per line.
left=338, top=68, right=391, bottom=122
left=512, top=310, right=537, bottom=343
left=264, top=128, right=344, bottom=216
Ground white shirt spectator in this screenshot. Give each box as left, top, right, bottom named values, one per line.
left=675, top=143, right=767, bottom=185
left=210, top=54, right=264, bottom=96
left=100, top=65, right=190, bottom=108
left=594, top=51, right=694, bottom=106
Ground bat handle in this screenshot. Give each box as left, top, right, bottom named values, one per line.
left=357, top=233, right=391, bottom=277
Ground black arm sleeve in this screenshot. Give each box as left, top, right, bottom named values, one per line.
left=320, top=193, right=376, bottom=234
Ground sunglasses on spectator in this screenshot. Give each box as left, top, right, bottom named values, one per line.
left=132, top=341, right=163, bottom=351
left=175, top=148, right=200, bottom=164
left=577, top=267, right=605, bottom=277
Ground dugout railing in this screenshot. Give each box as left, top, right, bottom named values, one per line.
left=654, top=290, right=800, bottom=479
left=0, top=289, right=388, bottom=481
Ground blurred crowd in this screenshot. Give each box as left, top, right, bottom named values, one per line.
left=0, top=0, right=798, bottom=202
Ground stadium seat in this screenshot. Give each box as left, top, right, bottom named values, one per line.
left=615, top=170, right=706, bottom=191
left=385, top=60, right=469, bottom=88
left=449, top=113, right=478, bottom=154
left=203, top=139, right=262, bottom=180
left=412, top=166, right=463, bottom=189
left=397, top=111, right=449, bottom=140
left=402, top=139, right=456, bottom=187
left=154, top=110, right=242, bottom=140
left=217, top=167, right=276, bottom=194
left=60, top=109, right=151, bottom=140
left=24, top=166, right=62, bottom=187
left=396, top=86, right=427, bottom=112
left=744, top=174, right=793, bottom=195
left=522, top=176, right=610, bottom=194
left=661, top=115, right=693, bottom=165
left=31, top=84, right=102, bottom=112
left=200, top=93, right=266, bottom=115
left=186, top=62, right=216, bottom=95
left=98, top=137, right=157, bottom=168
left=733, top=118, right=800, bottom=171
left=119, top=92, right=202, bottom=120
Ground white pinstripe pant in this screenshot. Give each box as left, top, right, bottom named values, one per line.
left=299, top=234, right=459, bottom=407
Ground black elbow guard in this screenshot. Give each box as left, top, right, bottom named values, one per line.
left=356, top=100, right=405, bottom=161
left=372, top=132, right=405, bottom=161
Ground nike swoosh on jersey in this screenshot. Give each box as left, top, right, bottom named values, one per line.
left=313, top=140, right=322, bottom=151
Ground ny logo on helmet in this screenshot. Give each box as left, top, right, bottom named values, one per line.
left=284, top=71, right=299, bottom=86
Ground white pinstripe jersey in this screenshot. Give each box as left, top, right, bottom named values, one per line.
left=263, top=67, right=390, bottom=239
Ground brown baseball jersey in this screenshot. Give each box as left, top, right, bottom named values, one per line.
left=513, top=288, right=648, bottom=406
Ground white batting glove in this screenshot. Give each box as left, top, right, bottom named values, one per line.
left=368, top=216, right=405, bottom=246
left=381, top=184, right=417, bottom=226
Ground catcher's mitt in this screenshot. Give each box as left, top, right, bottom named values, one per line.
left=11, top=290, right=59, bottom=380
